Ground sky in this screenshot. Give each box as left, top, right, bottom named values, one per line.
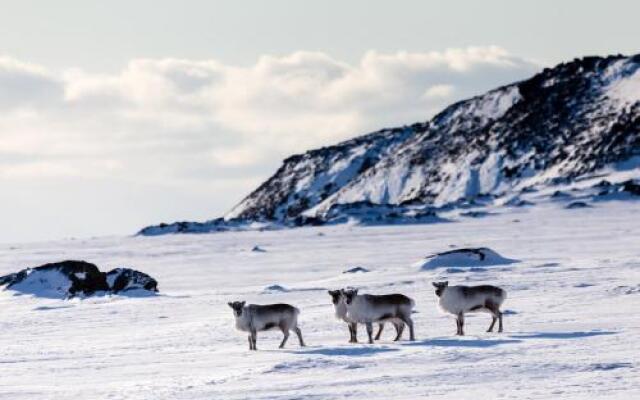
left=0, top=0, right=639, bottom=243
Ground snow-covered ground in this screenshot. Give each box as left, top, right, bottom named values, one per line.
left=1, top=201, right=639, bottom=399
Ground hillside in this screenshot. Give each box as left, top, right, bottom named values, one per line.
left=140, top=54, right=640, bottom=235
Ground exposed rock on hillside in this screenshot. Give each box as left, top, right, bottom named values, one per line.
left=0, top=260, right=158, bottom=298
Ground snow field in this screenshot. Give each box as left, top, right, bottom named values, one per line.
left=1, top=201, right=639, bottom=399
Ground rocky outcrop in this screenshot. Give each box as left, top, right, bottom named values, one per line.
left=105, top=268, right=158, bottom=293
left=0, top=260, right=158, bottom=298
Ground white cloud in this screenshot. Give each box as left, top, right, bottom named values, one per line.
left=210, top=146, right=265, bottom=168
left=0, top=56, right=63, bottom=108
left=0, top=47, right=540, bottom=185
left=422, top=84, right=455, bottom=99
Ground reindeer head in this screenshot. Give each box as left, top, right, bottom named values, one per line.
left=432, top=281, right=449, bottom=297
left=327, top=290, right=342, bottom=305
left=341, top=288, right=359, bottom=305
left=228, top=300, right=246, bottom=317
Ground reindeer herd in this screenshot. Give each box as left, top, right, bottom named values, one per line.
left=228, top=281, right=507, bottom=350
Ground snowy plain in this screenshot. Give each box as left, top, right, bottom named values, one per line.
left=1, top=200, right=639, bottom=399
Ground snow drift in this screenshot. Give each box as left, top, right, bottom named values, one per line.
left=415, top=248, right=518, bottom=270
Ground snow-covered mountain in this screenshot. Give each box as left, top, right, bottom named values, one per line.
left=140, top=54, right=640, bottom=235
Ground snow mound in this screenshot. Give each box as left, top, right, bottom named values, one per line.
left=566, top=201, right=592, bottom=209
left=1, top=268, right=75, bottom=298
left=0, top=260, right=158, bottom=299
left=416, top=248, right=518, bottom=270
left=263, top=284, right=289, bottom=293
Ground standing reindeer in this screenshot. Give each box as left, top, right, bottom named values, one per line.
left=328, top=289, right=404, bottom=342
left=228, top=301, right=305, bottom=350
left=341, top=288, right=416, bottom=344
left=432, top=281, right=507, bottom=335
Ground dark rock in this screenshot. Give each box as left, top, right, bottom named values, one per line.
left=342, top=266, right=370, bottom=274
left=460, top=210, right=491, bottom=218
left=621, top=180, right=640, bottom=195
left=0, top=260, right=108, bottom=297
left=566, top=201, right=592, bottom=209
left=551, top=190, right=570, bottom=198
left=505, top=197, right=534, bottom=207
left=0, top=272, right=19, bottom=286
left=0, top=260, right=158, bottom=298
left=594, top=179, right=612, bottom=187
left=594, top=179, right=640, bottom=198
left=105, top=268, right=158, bottom=293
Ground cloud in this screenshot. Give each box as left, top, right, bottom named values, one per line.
left=422, top=84, right=455, bottom=99
left=0, top=47, right=540, bottom=186
left=0, top=57, right=63, bottom=108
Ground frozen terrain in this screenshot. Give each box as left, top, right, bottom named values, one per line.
left=1, top=201, right=639, bottom=399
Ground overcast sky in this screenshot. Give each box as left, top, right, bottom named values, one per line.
left=1, top=0, right=639, bottom=243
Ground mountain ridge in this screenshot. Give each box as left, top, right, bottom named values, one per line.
left=139, top=54, right=640, bottom=235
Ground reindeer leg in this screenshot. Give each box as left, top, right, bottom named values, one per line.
left=485, top=300, right=500, bottom=333
left=279, top=327, right=289, bottom=349
left=457, top=313, right=465, bottom=336
left=374, top=323, right=384, bottom=340
left=399, top=314, right=415, bottom=341
left=487, top=316, right=497, bottom=332
left=348, top=323, right=355, bottom=343
left=250, top=329, right=258, bottom=350
left=407, top=318, right=415, bottom=341
left=366, top=322, right=374, bottom=344
left=393, top=322, right=405, bottom=341
left=248, top=335, right=253, bottom=350
left=294, top=327, right=305, bottom=347
left=351, top=323, right=359, bottom=343
left=498, top=311, right=504, bottom=333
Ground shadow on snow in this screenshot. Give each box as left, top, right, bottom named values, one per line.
left=510, top=331, right=616, bottom=340
left=292, top=346, right=399, bottom=357
left=403, top=338, right=522, bottom=348
left=403, top=330, right=616, bottom=348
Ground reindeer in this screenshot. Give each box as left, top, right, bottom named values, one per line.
left=328, top=290, right=404, bottom=342
left=432, top=281, right=506, bottom=335
left=341, top=288, right=415, bottom=344
left=228, top=301, right=305, bottom=350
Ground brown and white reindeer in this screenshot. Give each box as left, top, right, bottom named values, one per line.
left=228, top=301, right=305, bottom=350
left=341, top=288, right=416, bottom=344
left=432, top=281, right=507, bottom=335
left=328, top=289, right=404, bottom=343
